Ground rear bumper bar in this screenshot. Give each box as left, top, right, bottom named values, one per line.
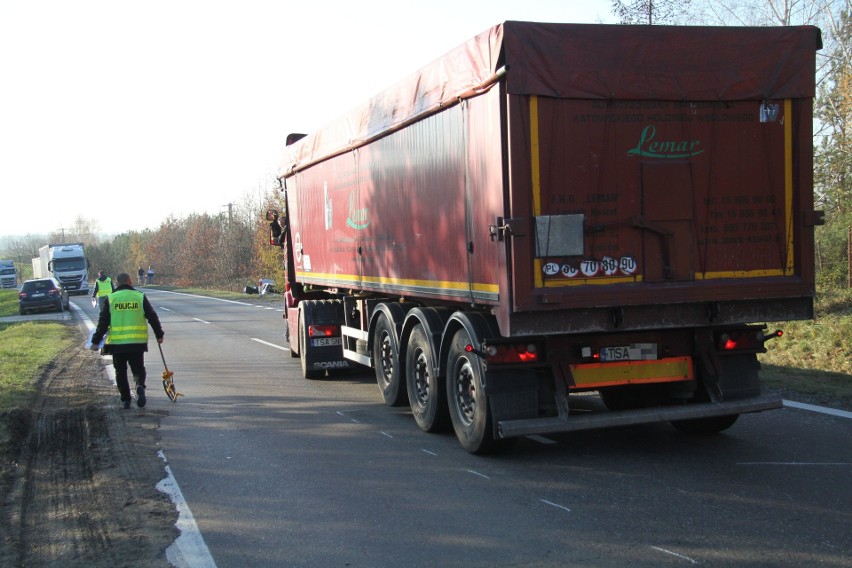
left=497, top=394, right=782, bottom=439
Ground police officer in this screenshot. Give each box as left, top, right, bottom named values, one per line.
left=90, top=272, right=164, bottom=409
left=91, top=270, right=113, bottom=309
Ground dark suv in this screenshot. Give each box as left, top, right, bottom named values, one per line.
left=18, top=278, right=70, bottom=315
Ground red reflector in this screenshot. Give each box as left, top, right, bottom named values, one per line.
left=465, top=344, right=474, bottom=353
left=724, top=339, right=737, bottom=350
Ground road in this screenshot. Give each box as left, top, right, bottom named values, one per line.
left=72, top=291, right=852, bottom=568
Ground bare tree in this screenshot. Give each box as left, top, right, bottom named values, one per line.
left=612, top=0, right=695, bottom=24
left=47, top=215, right=101, bottom=246
left=699, top=0, right=827, bottom=26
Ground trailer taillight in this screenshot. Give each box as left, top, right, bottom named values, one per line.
left=480, top=341, right=541, bottom=364
left=716, top=327, right=782, bottom=352
left=308, top=324, right=338, bottom=338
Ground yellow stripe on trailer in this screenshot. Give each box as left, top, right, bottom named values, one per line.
left=568, top=356, right=693, bottom=389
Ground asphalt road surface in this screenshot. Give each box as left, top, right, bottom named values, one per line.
left=73, top=291, right=852, bottom=568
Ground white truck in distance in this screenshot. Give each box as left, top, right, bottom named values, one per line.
left=0, top=260, right=17, bottom=289
left=33, top=244, right=89, bottom=294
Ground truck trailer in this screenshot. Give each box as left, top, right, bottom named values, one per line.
left=33, top=243, right=89, bottom=294
left=268, top=22, right=823, bottom=453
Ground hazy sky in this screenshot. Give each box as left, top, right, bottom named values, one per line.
left=0, top=1, right=614, bottom=237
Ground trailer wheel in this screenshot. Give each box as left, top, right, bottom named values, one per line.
left=373, top=312, right=406, bottom=406
left=670, top=414, right=739, bottom=435
left=299, top=311, right=323, bottom=380
left=446, top=328, right=499, bottom=454
left=405, top=324, right=448, bottom=432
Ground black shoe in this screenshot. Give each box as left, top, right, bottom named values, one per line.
left=136, top=385, right=146, bottom=408
left=122, top=400, right=131, bottom=409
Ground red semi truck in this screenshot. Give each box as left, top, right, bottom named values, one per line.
left=268, top=22, right=823, bottom=453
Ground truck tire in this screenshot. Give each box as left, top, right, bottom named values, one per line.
left=373, top=312, right=406, bottom=406
left=670, top=414, right=739, bottom=435
left=299, top=311, right=324, bottom=380
left=446, top=328, right=498, bottom=454
left=405, top=324, right=448, bottom=432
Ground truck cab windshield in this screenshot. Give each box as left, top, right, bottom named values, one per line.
left=53, top=259, right=85, bottom=272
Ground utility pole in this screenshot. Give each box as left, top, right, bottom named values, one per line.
left=222, top=203, right=233, bottom=224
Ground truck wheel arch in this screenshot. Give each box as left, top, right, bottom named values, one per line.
left=399, top=306, right=453, bottom=365
left=438, top=311, right=500, bottom=379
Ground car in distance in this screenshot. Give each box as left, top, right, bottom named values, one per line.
left=18, top=278, right=70, bottom=315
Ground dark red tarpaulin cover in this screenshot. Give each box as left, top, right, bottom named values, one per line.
left=282, top=21, right=820, bottom=176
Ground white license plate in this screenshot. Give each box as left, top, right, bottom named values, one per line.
left=311, top=337, right=341, bottom=347
left=600, top=346, right=631, bottom=361
left=31, top=293, right=45, bottom=298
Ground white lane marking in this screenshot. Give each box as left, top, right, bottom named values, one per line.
left=421, top=449, right=438, bottom=456
left=72, top=303, right=116, bottom=386
left=192, top=318, right=210, bottom=324
left=157, top=451, right=218, bottom=568
left=540, top=499, right=571, bottom=513
left=147, top=288, right=256, bottom=306
left=650, top=546, right=698, bottom=564
left=251, top=338, right=290, bottom=352
left=335, top=411, right=361, bottom=423
left=160, top=307, right=174, bottom=312
left=466, top=469, right=490, bottom=480
left=783, top=400, right=852, bottom=419
left=380, top=431, right=393, bottom=438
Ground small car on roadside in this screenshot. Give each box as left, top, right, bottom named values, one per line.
left=257, top=278, right=277, bottom=295
left=18, top=278, right=70, bottom=315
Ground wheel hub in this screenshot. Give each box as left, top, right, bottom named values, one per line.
left=454, top=360, right=476, bottom=425
left=379, top=332, right=394, bottom=383
left=413, top=350, right=430, bottom=404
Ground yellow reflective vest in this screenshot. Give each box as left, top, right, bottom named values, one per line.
left=106, top=289, right=148, bottom=345
left=95, top=277, right=113, bottom=297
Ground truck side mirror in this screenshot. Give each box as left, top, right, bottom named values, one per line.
left=269, top=227, right=281, bottom=246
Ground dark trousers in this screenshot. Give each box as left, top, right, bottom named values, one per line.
left=113, top=351, right=147, bottom=401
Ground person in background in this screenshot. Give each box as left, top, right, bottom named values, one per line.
left=90, top=272, right=164, bottom=409
left=138, top=266, right=145, bottom=286
left=147, top=266, right=155, bottom=285
left=91, top=270, right=113, bottom=309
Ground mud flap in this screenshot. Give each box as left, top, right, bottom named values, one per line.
left=486, top=370, right=540, bottom=426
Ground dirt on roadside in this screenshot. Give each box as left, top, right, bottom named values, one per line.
left=0, top=336, right=178, bottom=567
